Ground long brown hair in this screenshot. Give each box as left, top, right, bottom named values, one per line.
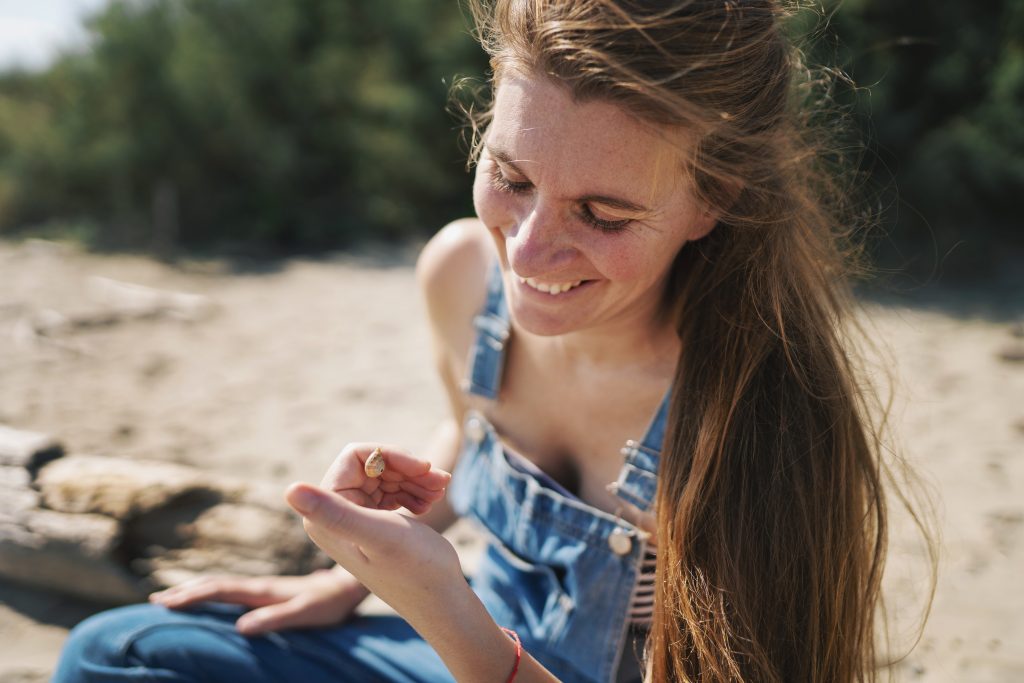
left=461, top=1, right=931, bottom=680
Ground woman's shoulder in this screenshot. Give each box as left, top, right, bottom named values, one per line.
left=416, top=217, right=494, bottom=363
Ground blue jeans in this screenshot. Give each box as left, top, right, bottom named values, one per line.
left=54, top=260, right=656, bottom=682
left=52, top=602, right=453, bottom=683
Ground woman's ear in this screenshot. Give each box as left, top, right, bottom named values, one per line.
left=688, top=178, right=741, bottom=241
left=688, top=206, right=720, bottom=241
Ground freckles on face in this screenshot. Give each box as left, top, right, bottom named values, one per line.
left=470, top=73, right=715, bottom=333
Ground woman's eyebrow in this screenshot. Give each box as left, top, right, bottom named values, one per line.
left=577, top=193, right=650, bottom=214
left=486, top=143, right=652, bottom=214
left=486, top=145, right=531, bottom=174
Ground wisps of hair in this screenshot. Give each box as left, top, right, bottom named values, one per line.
left=456, top=1, right=936, bottom=681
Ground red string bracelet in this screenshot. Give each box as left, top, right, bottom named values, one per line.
left=500, top=627, right=522, bottom=682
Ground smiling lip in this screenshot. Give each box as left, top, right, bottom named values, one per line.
left=517, top=275, right=590, bottom=296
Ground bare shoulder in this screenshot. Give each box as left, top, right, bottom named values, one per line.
left=416, top=218, right=493, bottom=364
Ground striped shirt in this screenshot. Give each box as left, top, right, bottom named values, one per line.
left=628, top=546, right=657, bottom=626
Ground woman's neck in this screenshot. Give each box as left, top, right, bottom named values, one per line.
left=520, top=310, right=680, bottom=381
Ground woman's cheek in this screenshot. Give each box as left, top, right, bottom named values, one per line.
left=475, top=194, right=515, bottom=238
left=472, top=177, right=501, bottom=229
left=471, top=171, right=491, bottom=223
left=589, top=235, right=677, bottom=286
left=472, top=163, right=520, bottom=231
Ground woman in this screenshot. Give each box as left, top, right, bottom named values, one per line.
left=54, top=1, right=898, bottom=681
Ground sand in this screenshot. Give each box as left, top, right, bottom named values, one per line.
left=0, top=238, right=1020, bottom=682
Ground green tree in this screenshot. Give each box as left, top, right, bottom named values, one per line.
left=0, top=0, right=487, bottom=252
left=806, top=0, right=1023, bottom=281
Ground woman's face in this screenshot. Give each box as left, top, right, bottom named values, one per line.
left=473, top=73, right=717, bottom=338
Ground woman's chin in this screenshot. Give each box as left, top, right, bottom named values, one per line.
left=505, top=277, right=600, bottom=334
left=507, top=299, right=588, bottom=337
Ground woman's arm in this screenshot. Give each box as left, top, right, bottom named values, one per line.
left=286, top=482, right=561, bottom=682
left=152, top=222, right=485, bottom=634
left=403, top=221, right=565, bottom=679
left=414, top=575, right=560, bottom=683
left=151, top=431, right=459, bottom=634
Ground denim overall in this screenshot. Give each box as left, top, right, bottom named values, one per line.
left=449, top=265, right=668, bottom=683
left=52, top=265, right=667, bottom=683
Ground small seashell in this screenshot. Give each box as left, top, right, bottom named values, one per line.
left=364, top=447, right=385, bottom=478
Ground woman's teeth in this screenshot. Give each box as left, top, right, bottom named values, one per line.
left=519, top=276, right=584, bottom=295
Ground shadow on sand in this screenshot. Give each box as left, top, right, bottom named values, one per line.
left=0, top=580, right=106, bottom=631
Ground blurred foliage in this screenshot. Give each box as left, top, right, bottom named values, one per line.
left=0, top=0, right=1019, bottom=280
left=798, top=0, right=1023, bottom=281
left=0, top=0, right=487, bottom=252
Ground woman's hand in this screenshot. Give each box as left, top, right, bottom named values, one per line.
left=149, top=444, right=451, bottom=635
left=283, top=442, right=461, bottom=626
left=286, top=483, right=562, bottom=682
left=285, top=481, right=465, bottom=629
left=147, top=567, right=371, bottom=635
left=321, top=442, right=452, bottom=515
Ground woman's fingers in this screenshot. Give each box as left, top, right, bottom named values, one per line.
left=384, top=491, right=431, bottom=515
left=357, top=445, right=432, bottom=478
left=316, top=443, right=451, bottom=516
left=286, top=483, right=389, bottom=560
left=234, top=597, right=325, bottom=636
left=149, top=576, right=273, bottom=609
left=320, top=444, right=450, bottom=497
left=377, top=479, right=446, bottom=502
left=330, top=444, right=432, bottom=480
left=286, top=482, right=444, bottom=569
left=334, top=487, right=381, bottom=508
left=288, top=481, right=467, bottom=632
left=380, top=466, right=451, bottom=490
left=320, top=445, right=377, bottom=491
left=330, top=478, right=440, bottom=513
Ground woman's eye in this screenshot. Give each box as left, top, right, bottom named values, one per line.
left=487, top=162, right=631, bottom=233
left=580, top=204, right=631, bottom=233
left=488, top=165, right=531, bottom=194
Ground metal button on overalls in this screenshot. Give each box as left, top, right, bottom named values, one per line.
left=465, top=415, right=486, bottom=444
left=608, top=528, right=633, bottom=555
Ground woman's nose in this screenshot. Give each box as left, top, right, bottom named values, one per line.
left=505, top=201, right=576, bottom=275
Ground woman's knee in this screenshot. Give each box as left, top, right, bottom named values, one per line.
left=65, top=605, right=160, bottom=663
left=54, top=602, right=247, bottom=682
left=54, top=604, right=168, bottom=680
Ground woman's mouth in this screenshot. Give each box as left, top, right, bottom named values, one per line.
left=518, top=276, right=586, bottom=295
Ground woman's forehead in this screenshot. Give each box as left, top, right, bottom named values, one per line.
left=488, top=74, right=689, bottom=200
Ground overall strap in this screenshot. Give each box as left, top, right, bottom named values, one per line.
left=461, top=261, right=510, bottom=400
left=612, top=388, right=671, bottom=513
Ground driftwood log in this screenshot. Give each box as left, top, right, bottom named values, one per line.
left=0, top=425, right=329, bottom=604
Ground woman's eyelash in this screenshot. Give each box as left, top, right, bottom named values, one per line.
left=579, top=205, right=631, bottom=233
left=488, top=165, right=531, bottom=195
left=488, top=165, right=631, bottom=233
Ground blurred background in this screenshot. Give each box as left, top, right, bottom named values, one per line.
left=0, top=1, right=1021, bottom=681
left=0, top=0, right=486, bottom=256
left=0, top=0, right=1020, bottom=283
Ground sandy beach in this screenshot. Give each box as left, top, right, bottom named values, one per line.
left=0, top=238, right=1021, bottom=682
